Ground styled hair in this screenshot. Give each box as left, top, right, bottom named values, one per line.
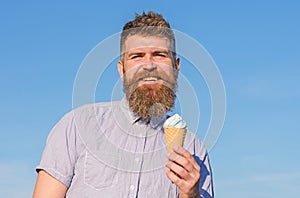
left=120, top=11, right=176, bottom=64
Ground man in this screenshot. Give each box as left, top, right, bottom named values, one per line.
left=33, top=11, right=214, bottom=198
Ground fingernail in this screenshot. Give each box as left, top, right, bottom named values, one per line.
left=167, top=152, right=171, bottom=158
left=165, top=161, right=170, bottom=166
left=173, top=145, right=179, bottom=151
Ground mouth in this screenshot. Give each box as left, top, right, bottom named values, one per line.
left=143, top=77, right=159, bottom=81
left=137, top=76, right=162, bottom=85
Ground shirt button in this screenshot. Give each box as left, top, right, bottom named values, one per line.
left=130, top=185, right=135, bottom=191
left=135, top=157, right=140, bottom=162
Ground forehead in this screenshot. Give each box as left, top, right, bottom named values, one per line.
left=124, top=35, right=169, bottom=53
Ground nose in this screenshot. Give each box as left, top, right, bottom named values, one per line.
left=143, top=63, right=157, bottom=72
left=143, top=55, right=157, bottom=72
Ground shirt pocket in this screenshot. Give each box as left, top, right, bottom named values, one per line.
left=84, top=151, right=119, bottom=189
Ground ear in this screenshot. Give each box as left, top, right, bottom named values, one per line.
left=117, top=60, right=124, bottom=79
left=175, top=57, right=181, bottom=71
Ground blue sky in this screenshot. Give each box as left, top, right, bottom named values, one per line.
left=1, top=0, right=300, bottom=197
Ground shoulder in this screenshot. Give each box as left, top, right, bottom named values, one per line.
left=71, top=100, right=120, bottom=118
left=46, top=100, right=122, bottom=147
left=68, top=100, right=121, bottom=128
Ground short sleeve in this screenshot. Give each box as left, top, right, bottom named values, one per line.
left=36, top=111, right=78, bottom=187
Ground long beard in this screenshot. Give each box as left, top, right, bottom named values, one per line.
left=123, top=69, right=177, bottom=120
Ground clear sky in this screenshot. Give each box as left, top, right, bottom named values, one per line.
left=1, top=0, right=299, bottom=197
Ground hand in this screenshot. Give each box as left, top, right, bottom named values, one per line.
left=165, top=146, right=201, bottom=198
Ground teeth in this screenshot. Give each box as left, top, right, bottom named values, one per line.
left=143, top=77, right=158, bottom=81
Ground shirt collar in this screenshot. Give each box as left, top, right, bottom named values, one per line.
left=119, top=97, right=167, bottom=129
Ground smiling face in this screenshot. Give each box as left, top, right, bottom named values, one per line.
left=118, top=34, right=180, bottom=119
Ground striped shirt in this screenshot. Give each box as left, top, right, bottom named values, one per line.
left=37, top=98, right=214, bottom=198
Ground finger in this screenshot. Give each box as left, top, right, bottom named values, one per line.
left=173, top=146, right=200, bottom=172
left=167, top=152, right=194, bottom=173
left=165, top=160, right=192, bottom=181
left=172, top=146, right=193, bottom=161
left=166, top=170, right=191, bottom=192
left=166, top=169, right=183, bottom=185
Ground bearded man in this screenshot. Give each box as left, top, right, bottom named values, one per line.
left=33, top=11, right=214, bottom=198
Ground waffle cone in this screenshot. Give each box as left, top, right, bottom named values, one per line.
left=164, top=128, right=187, bottom=153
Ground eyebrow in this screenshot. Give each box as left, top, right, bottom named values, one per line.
left=127, top=52, right=145, bottom=57
left=153, top=50, right=169, bottom=55
left=127, top=49, right=170, bottom=56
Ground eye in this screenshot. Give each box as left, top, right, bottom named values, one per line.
left=131, top=55, right=141, bottom=59
left=154, top=52, right=168, bottom=57
left=129, top=53, right=143, bottom=59
left=158, top=53, right=166, bottom=57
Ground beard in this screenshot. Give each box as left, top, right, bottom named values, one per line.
left=123, top=68, right=178, bottom=120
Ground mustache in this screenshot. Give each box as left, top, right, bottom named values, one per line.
left=124, top=70, right=178, bottom=86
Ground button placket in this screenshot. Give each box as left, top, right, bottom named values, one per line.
left=128, top=120, right=151, bottom=197
left=128, top=172, right=140, bottom=197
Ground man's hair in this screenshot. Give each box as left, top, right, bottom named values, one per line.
left=120, top=11, right=176, bottom=64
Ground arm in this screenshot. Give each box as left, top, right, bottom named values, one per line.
left=33, top=170, right=67, bottom=198
left=34, top=111, right=77, bottom=197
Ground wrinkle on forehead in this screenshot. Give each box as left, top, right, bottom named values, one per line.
left=123, top=35, right=171, bottom=54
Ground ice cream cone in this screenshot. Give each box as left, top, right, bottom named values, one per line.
left=164, top=127, right=187, bottom=153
